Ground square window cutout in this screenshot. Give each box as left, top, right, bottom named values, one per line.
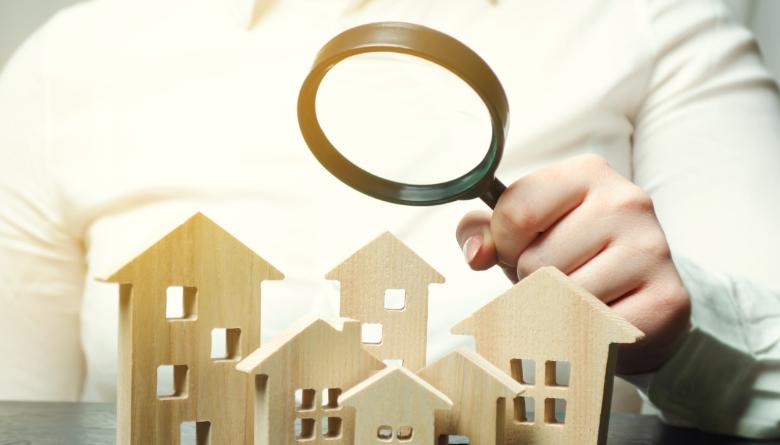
left=384, top=289, right=406, bottom=310
left=321, top=417, right=342, bottom=439
left=510, top=358, right=536, bottom=385
left=361, top=323, right=383, bottom=345
left=295, top=418, right=315, bottom=441
left=397, top=426, right=413, bottom=442
left=545, top=360, right=570, bottom=387
left=211, top=328, right=242, bottom=361
left=157, top=364, right=189, bottom=399
left=377, top=425, right=393, bottom=441
left=181, top=421, right=211, bottom=445
left=166, top=286, right=197, bottom=320
left=545, top=398, right=567, bottom=424
left=322, top=388, right=342, bottom=410
left=295, top=389, right=316, bottom=411
left=513, top=396, right=535, bottom=423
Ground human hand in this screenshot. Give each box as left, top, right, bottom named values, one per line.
left=456, top=154, right=691, bottom=373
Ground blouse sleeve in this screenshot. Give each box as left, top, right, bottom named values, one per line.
left=628, top=0, right=780, bottom=438
left=0, top=25, right=87, bottom=401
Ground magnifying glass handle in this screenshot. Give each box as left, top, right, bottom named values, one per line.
left=480, top=178, right=506, bottom=209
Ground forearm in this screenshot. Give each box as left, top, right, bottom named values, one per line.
left=623, top=255, right=780, bottom=439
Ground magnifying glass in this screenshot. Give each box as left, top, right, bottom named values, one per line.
left=298, top=22, right=508, bottom=208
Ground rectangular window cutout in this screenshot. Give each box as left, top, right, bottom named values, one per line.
left=377, top=425, right=393, bottom=441
left=384, top=289, right=406, bottom=310
left=321, top=417, right=342, bottom=439
left=361, top=323, right=383, bottom=345
left=181, top=421, right=211, bottom=445
left=322, top=388, right=342, bottom=410
left=383, top=359, right=404, bottom=367
left=295, top=418, right=315, bottom=441
left=545, top=360, right=571, bottom=387
left=211, top=328, right=242, bottom=361
left=545, top=398, right=567, bottom=424
left=295, top=388, right=316, bottom=411
left=157, top=364, right=189, bottom=399
left=397, top=426, right=413, bottom=442
left=438, top=435, right=470, bottom=445
left=166, top=286, right=197, bottom=320
left=510, top=358, right=536, bottom=385
left=513, top=396, right=535, bottom=423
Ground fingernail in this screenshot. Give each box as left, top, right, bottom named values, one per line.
left=462, top=235, right=482, bottom=264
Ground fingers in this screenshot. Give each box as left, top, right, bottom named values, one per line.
left=455, top=210, right=498, bottom=271
left=515, top=200, right=612, bottom=279
left=609, top=277, right=691, bottom=373
left=567, top=245, right=651, bottom=304
left=490, top=155, right=597, bottom=268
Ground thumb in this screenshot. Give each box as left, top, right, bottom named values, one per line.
left=456, top=210, right=498, bottom=271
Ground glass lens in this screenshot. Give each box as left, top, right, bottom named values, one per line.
left=315, top=52, right=491, bottom=185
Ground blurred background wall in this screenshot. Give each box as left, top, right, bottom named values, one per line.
left=1, top=0, right=779, bottom=80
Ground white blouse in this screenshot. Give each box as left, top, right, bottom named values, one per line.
left=0, top=0, right=778, bottom=438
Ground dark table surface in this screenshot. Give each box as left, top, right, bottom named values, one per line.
left=0, top=401, right=776, bottom=445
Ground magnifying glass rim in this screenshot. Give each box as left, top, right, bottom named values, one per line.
left=298, top=22, right=508, bottom=206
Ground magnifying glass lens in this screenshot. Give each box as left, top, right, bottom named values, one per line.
left=298, top=22, right=509, bottom=207
left=316, top=52, right=492, bottom=186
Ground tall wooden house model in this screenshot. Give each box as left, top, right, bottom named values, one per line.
left=327, top=232, right=444, bottom=371
left=103, top=213, right=283, bottom=445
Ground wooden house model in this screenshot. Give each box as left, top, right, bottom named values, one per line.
left=103, top=212, right=284, bottom=445
left=326, top=232, right=444, bottom=371
left=452, top=267, right=644, bottom=445
left=236, top=317, right=385, bottom=444
left=340, top=366, right=452, bottom=445
left=417, top=348, right=525, bottom=445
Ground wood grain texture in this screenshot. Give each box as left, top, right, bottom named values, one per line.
left=236, top=317, right=385, bottom=445
left=417, top=348, right=524, bottom=445
left=102, top=213, right=284, bottom=445
left=451, top=267, right=644, bottom=445
left=326, top=232, right=444, bottom=371
left=340, top=366, right=452, bottom=445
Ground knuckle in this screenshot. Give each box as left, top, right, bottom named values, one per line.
left=609, top=185, right=654, bottom=214
left=516, top=250, right=544, bottom=277
left=577, top=153, right=610, bottom=171
left=496, top=203, right=539, bottom=234
left=655, top=282, right=691, bottom=318
left=633, top=232, right=672, bottom=259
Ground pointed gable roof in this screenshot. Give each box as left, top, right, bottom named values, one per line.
left=418, top=348, right=524, bottom=400
left=340, top=366, right=452, bottom=412
left=326, top=231, right=444, bottom=286
left=236, top=317, right=384, bottom=375
left=102, top=212, right=283, bottom=284
left=452, top=267, right=644, bottom=344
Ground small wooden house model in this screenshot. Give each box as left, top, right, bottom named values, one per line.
left=326, top=232, right=444, bottom=371
left=451, top=267, right=644, bottom=445
left=103, top=212, right=284, bottom=445
left=417, top=348, right=524, bottom=445
left=340, top=366, right=452, bottom=445
left=236, top=317, right=385, bottom=445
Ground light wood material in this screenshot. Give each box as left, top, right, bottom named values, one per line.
left=326, top=232, right=444, bottom=371
left=417, top=348, right=524, bottom=445
left=102, top=212, right=284, bottom=445
left=451, top=267, right=644, bottom=445
left=340, top=366, right=452, bottom=445
left=236, top=317, right=385, bottom=445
